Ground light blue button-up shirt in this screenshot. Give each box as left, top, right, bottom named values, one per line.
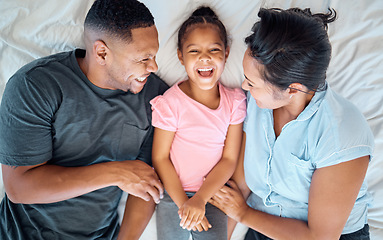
left=243, top=84, right=374, bottom=234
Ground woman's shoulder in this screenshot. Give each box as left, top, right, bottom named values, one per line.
left=311, top=87, right=374, bottom=167
left=321, top=88, right=369, bottom=128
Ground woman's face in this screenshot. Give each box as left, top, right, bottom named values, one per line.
left=242, top=48, right=289, bottom=109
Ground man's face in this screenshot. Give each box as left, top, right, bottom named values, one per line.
left=103, top=25, right=159, bottom=94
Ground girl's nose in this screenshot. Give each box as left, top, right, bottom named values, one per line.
left=199, top=53, right=211, bottom=62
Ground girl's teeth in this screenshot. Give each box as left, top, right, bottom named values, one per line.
left=198, top=68, right=213, bottom=71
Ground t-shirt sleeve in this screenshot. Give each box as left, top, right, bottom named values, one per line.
left=313, top=101, right=375, bottom=168
left=150, top=95, right=177, bottom=132
left=0, top=73, right=54, bottom=166
left=230, top=88, right=247, bottom=125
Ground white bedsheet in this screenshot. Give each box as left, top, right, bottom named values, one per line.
left=1, top=0, right=383, bottom=239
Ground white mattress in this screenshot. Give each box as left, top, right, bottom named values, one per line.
left=1, top=0, right=383, bottom=239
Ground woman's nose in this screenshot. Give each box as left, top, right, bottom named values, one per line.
left=241, top=80, right=249, bottom=91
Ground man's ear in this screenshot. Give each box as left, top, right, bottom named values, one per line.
left=177, top=48, right=184, bottom=66
left=94, top=40, right=108, bottom=65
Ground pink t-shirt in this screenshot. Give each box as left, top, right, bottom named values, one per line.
left=150, top=81, right=246, bottom=192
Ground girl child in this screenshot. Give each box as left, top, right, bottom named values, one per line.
left=150, top=6, right=246, bottom=240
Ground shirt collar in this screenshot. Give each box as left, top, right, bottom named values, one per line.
left=295, top=82, right=328, bottom=121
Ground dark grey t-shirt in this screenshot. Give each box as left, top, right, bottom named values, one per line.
left=0, top=49, right=168, bottom=239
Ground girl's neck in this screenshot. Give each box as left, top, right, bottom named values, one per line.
left=179, top=80, right=220, bottom=110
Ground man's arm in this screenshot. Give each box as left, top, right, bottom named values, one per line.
left=2, top=159, right=163, bottom=204
left=117, top=195, right=156, bottom=240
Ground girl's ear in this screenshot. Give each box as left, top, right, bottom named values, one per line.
left=225, top=46, right=230, bottom=62
left=177, top=48, right=184, bottom=65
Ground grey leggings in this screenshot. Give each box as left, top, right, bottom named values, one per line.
left=156, top=191, right=227, bottom=240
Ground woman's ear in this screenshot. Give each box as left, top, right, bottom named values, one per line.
left=177, top=48, right=184, bottom=65
left=94, top=40, right=108, bottom=65
left=287, top=83, right=304, bottom=94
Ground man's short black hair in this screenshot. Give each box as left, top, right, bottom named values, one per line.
left=85, top=0, right=155, bottom=42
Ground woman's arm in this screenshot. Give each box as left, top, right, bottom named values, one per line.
left=152, top=127, right=189, bottom=208
left=210, top=155, right=370, bottom=240
left=179, top=123, right=243, bottom=230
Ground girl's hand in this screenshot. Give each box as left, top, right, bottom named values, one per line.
left=208, top=180, right=249, bottom=222
left=178, top=195, right=207, bottom=230
left=192, top=216, right=212, bottom=232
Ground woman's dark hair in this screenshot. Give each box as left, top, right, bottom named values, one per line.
left=178, top=6, right=228, bottom=50
left=245, top=8, right=337, bottom=92
left=84, top=0, right=154, bottom=42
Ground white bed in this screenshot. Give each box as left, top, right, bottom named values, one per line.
left=1, top=0, right=383, bottom=239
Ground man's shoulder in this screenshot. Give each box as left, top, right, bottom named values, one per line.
left=16, top=51, right=74, bottom=76
left=145, top=73, right=169, bottom=95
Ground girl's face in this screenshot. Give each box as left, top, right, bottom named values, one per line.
left=242, top=48, right=290, bottom=109
left=177, top=25, right=229, bottom=90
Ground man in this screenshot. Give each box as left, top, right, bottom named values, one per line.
left=0, top=0, right=168, bottom=239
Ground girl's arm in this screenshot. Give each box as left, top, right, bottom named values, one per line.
left=210, top=155, right=370, bottom=240
left=227, top=132, right=251, bottom=239
left=179, top=123, right=243, bottom=230
left=152, top=127, right=189, bottom=209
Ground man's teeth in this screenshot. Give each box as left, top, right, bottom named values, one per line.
left=198, top=68, right=213, bottom=72
left=136, top=77, right=146, bottom=82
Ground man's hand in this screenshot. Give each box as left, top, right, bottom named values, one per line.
left=114, top=160, right=164, bottom=204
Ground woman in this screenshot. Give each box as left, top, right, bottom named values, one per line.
left=209, top=7, right=374, bottom=240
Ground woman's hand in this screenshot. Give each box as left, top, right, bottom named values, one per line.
left=208, top=180, right=249, bottom=222
left=178, top=195, right=209, bottom=230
